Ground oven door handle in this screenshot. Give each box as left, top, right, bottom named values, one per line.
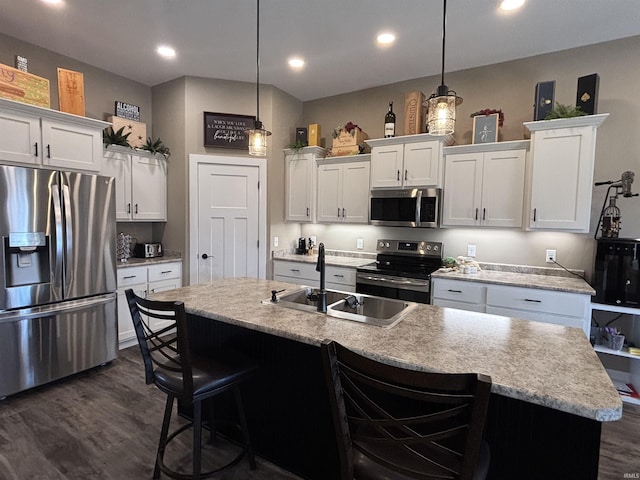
left=358, top=275, right=429, bottom=288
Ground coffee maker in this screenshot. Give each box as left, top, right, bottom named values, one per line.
left=296, top=237, right=307, bottom=255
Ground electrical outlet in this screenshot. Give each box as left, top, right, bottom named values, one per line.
left=356, top=238, right=364, bottom=250
left=467, top=244, right=477, bottom=257
left=273, top=236, right=279, bottom=247
left=546, top=249, right=557, bottom=263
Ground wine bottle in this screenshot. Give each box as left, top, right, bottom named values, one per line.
left=384, top=101, right=396, bottom=138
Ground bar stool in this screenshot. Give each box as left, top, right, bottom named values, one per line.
left=125, top=288, right=257, bottom=479
left=321, top=339, right=491, bottom=480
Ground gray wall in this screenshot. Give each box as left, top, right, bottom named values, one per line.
left=300, top=35, right=640, bottom=279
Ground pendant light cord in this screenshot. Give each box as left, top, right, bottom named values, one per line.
left=440, top=0, right=447, bottom=87
left=255, top=0, right=260, bottom=123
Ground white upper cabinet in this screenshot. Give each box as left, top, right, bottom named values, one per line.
left=442, top=141, right=528, bottom=228
left=367, top=134, right=453, bottom=189
left=317, top=156, right=370, bottom=224
left=524, top=114, right=608, bottom=232
left=284, top=146, right=326, bottom=223
left=102, top=146, right=167, bottom=221
left=0, top=97, right=108, bottom=172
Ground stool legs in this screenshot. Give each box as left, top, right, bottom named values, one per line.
left=193, top=401, right=202, bottom=480
left=234, top=386, right=256, bottom=470
left=155, top=395, right=175, bottom=479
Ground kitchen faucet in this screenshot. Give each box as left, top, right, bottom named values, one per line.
left=315, top=243, right=327, bottom=313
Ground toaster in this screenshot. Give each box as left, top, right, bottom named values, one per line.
left=135, top=242, right=163, bottom=258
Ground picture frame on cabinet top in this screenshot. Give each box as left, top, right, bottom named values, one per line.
left=472, top=114, right=499, bottom=144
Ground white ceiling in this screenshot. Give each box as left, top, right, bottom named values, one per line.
left=2, top=0, right=640, bottom=102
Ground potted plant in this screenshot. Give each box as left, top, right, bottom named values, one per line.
left=103, top=126, right=132, bottom=148
left=140, top=137, right=171, bottom=159
left=544, top=102, right=587, bottom=120
left=287, top=139, right=308, bottom=152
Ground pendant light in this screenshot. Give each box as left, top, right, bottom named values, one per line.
left=248, top=0, right=271, bottom=156
left=426, top=0, right=462, bottom=136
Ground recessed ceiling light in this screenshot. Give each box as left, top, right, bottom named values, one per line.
left=376, top=32, right=396, bottom=46
left=288, top=57, right=305, bottom=70
left=499, top=0, right=525, bottom=11
left=156, top=45, right=176, bottom=58
left=41, top=0, right=64, bottom=6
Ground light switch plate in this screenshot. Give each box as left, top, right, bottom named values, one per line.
left=273, top=236, right=279, bottom=247
left=467, top=244, right=476, bottom=257
left=356, top=238, right=364, bottom=250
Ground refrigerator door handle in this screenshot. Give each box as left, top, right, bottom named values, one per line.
left=62, top=183, right=74, bottom=296
left=0, top=293, right=116, bottom=324
left=51, top=184, right=64, bottom=293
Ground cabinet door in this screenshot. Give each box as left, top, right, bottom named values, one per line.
left=317, top=163, right=343, bottom=223
left=403, top=141, right=441, bottom=187
left=285, top=153, right=314, bottom=222
left=131, top=154, right=167, bottom=221
left=116, top=283, right=146, bottom=344
left=0, top=108, right=40, bottom=165
left=481, top=149, right=526, bottom=227
left=528, top=126, right=595, bottom=231
left=341, top=161, right=370, bottom=223
left=442, top=153, right=483, bottom=226
left=102, top=149, right=133, bottom=220
left=41, top=118, right=102, bottom=172
left=370, top=144, right=403, bottom=188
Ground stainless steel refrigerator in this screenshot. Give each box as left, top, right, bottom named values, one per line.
left=0, top=164, right=117, bottom=398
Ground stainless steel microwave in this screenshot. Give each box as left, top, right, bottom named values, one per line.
left=369, top=188, right=440, bottom=228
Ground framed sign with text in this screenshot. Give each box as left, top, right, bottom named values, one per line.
left=204, top=112, right=255, bottom=149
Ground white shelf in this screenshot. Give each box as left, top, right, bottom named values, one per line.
left=604, top=368, right=640, bottom=405
left=591, top=302, right=640, bottom=315
left=594, top=345, right=640, bottom=360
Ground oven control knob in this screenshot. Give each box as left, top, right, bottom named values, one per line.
left=433, top=245, right=439, bottom=251
left=385, top=242, right=390, bottom=248
left=426, top=244, right=432, bottom=251
left=379, top=241, right=385, bottom=248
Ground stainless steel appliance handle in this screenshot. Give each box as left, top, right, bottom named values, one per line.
left=358, top=274, right=429, bottom=287
left=51, top=184, right=64, bottom=293
left=62, top=184, right=74, bottom=296
left=415, top=189, right=422, bottom=226
left=0, top=293, right=116, bottom=324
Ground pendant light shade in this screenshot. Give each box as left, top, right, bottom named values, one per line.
left=248, top=0, right=271, bottom=156
left=426, top=0, right=462, bottom=136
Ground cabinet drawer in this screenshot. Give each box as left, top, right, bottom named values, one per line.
left=432, top=279, right=486, bottom=304
left=326, top=265, right=356, bottom=287
left=433, top=298, right=486, bottom=313
left=273, top=260, right=318, bottom=281
left=148, top=262, right=182, bottom=283
left=486, top=306, right=585, bottom=330
left=486, top=285, right=587, bottom=318
left=117, top=266, right=148, bottom=287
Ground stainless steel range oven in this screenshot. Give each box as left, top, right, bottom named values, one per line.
left=356, top=239, right=443, bottom=304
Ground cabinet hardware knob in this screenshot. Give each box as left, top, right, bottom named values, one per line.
left=475, top=208, right=479, bottom=220
left=337, top=208, right=340, bottom=217
left=135, top=204, right=138, bottom=214
left=161, top=270, right=172, bottom=274
left=342, top=208, right=345, bottom=217
left=127, top=203, right=131, bottom=214
left=201, top=253, right=210, bottom=259
left=483, top=208, right=486, bottom=221
left=405, top=169, right=408, bottom=181
left=306, top=207, right=310, bottom=217
left=46, top=144, right=51, bottom=158
left=34, top=143, right=38, bottom=157
left=124, top=275, right=137, bottom=279
left=533, top=208, right=537, bottom=221
left=448, top=289, right=463, bottom=293
left=397, top=170, right=400, bottom=181
left=524, top=298, right=542, bottom=303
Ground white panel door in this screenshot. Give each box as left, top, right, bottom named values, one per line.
left=481, top=149, right=526, bottom=227
left=102, top=149, right=133, bottom=220
left=0, top=108, right=40, bottom=165
left=442, top=153, right=483, bottom=226
left=403, top=141, right=441, bottom=187
left=317, top=163, right=342, bottom=222
left=197, top=163, right=259, bottom=284
left=131, top=154, right=167, bottom=221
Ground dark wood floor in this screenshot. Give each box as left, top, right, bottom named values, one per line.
left=0, top=346, right=638, bottom=479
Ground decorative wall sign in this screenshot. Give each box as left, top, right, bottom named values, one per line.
left=115, top=101, right=140, bottom=121
left=204, top=112, right=255, bottom=149
left=472, top=114, right=499, bottom=144
left=0, top=62, right=50, bottom=107
left=57, top=67, right=85, bottom=116
left=14, top=55, right=28, bottom=72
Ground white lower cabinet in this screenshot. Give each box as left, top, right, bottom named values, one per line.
left=273, top=260, right=356, bottom=292
left=116, top=261, right=182, bottom=347
left=432, top=278, right=590, bottom=335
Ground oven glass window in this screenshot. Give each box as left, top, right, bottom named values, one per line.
left=370, top=197, right=416, bottom=222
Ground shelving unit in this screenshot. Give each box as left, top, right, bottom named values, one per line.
left=591, top=302, right=640, bottom=405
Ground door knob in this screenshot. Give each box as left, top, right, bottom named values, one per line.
left=201, top=253, right=211, bottom=259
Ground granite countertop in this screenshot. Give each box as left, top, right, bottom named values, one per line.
left=117, top=252, right=182, bottom=268
left=431, top=263, right=596, bottom=296
left=151, top=278, right=621, bottom=422
left=273, top=250, right=375, bottom=268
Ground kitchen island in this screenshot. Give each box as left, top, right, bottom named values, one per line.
left=151, top=278, right=621, bottom=480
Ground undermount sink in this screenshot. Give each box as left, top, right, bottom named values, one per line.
left=264, top=287, right=416, bottom=328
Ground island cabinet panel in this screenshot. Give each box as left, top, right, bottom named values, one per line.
left=183, top=313, right=602, bottom=480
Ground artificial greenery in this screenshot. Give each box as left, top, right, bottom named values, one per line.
left=287, top=139, right=308, bottom=152
left=141, top=137, right=171, bottom=158
left=544, top=102, right=587, bottom=120
left=103, top=126, right=132, bottom=147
